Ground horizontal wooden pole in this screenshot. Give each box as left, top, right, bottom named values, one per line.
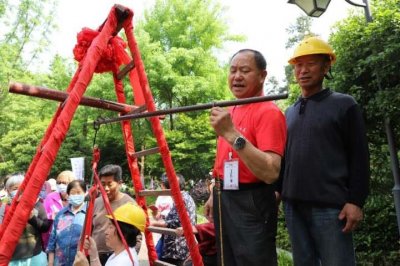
left=138, top=189, right=171, bottom=197
left=117, top=60, right=135, bottom=80
left=130, top=147, right=160, bottom=158
left=9, top=82, right=140, bottom=114
left=147, top=226, right=178, bottom=237
left=154, top=260, right=176, bottom=266
left=95, top=93, right=289, bottom=125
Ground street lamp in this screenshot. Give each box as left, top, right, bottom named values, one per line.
left=288, top=0, right=372, bottom=22
left=287, top=0, right=331, bottom=17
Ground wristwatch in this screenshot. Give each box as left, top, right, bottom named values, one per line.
left=233, top=136, right=246, bottom=150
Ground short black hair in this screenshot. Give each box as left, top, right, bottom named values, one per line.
left=116, top=221, right=141, bottom=247
left=99, top=164, right=122, bottom=182
left=160, top=173, right=170, bottom=189
left=160, top=173, right=185, bottom=190
left=230, top=49, right=267, bottom=70
left=67, top=180, right=87, bottom=194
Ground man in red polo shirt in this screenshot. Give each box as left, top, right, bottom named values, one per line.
left=205, top=49, right=286, bottom=265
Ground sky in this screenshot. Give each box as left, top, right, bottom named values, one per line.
left=48, top=0, right=362, bottom=84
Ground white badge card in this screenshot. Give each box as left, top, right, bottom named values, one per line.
left=223, top=159, right=239, bottom=190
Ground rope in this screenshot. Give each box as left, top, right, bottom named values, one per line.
left=211, top=103, right=224, bottom=266
left=213, top=129, right=224, bottom=266
left=91, top=149, right=135, bottom=264
left=80, top=147, right=135, bottom=264
left=216, top=179, right=224, bottom=266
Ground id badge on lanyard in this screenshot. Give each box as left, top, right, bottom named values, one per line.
left=223, top=152, right=239, bottom=190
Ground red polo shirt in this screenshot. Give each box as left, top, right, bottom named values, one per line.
left=213, top=101, right=286, bottom=183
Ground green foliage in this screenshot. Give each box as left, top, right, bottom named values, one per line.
left=0, top=0, right=58, bottom=138
left=144, top=113, right=216, bottom=181
left=277, top=206, right=292, bottom=253
left=141, top=0, right=240, bottom=51
left=277, top=249, right=293, bottom=266
left=0, top=120, right=47, bottom=175
left=0, top=119, right=92, bottom=178
left=326, top=0, right=400, bottom=263
left=136, top=0, right=238, bottom=129
left=282, top=1, right=400, bottom=263
left=285, top=15, right=313, bottom=49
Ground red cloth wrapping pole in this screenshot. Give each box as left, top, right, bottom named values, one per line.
left=123, top=19, right=203, bottom=266
left=79, top=148, right=100, bottom=255
left=112, top=72, right=157, bottom=263
left=108, top=10, right=157, bottom=261
left=80, top=185, right=97, bottom=256
left=0, top=7, right=120, bottom=264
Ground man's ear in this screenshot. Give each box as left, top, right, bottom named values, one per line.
left=260, top=69, right=267, bottom=84
left=323, top=62, right=331, bottom=75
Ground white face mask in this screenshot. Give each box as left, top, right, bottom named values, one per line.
left=57, top=184, right=67, bottom=193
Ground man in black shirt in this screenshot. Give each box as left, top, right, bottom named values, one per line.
left=281, top=36, right=370, bottom=266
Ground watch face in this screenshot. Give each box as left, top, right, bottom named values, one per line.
left=234, top=136, right=246, bottom=150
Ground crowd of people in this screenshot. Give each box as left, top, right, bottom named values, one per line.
left=0, top=36, right=370, bottom=266
left=0, top=164, right=144, bottom=266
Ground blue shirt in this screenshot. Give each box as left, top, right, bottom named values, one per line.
left=46, top=204, right=86, bottom=266
left=162, top=191, right=196, bottom=261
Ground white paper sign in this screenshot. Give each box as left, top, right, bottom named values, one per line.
left=223, top=159, right=239, bottom=190
left=70, top=157, right=85, bottom=180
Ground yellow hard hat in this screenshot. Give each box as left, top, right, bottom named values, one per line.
left=288, top=36, right=336, bottom=65
left=105, top=202, right=146, bottom=232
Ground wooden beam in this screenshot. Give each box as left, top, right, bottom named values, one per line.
left=117, top=60, right=135, bottom=80
left=138, top=189, right=171, bottom=197
left=147, top=226, right=178, bottom=237
left=9, top=82, right=139, bottom=114
left=130, top=147, right=160, bottom=158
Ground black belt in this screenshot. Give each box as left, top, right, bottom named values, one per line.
left=216, top=179, right=268, bottom=191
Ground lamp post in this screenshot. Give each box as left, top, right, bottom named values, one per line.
left=289, top=0, right=400, bottom=235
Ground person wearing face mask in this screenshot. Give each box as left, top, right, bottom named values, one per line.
left=0, top=173, right=51, bottom=265
left=44, top=171, right=76, bottom=221
left=39, top=181, right=52, bottom=202
left=43, top=171, right=76, bottom=251
left=47, top=180, right=87, bottom=266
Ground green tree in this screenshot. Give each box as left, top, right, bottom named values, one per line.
left=282, top=15, right=315, bottom=110
left=128, top=0, right=244, bottom=184
left=328, top=0, right=400, bottom=263
left=136, top=0, right=242, bottom=129
left=0, top=0, right=58, bottom=137
left=0, top=119, right=92, bottom=178
left=144, top=113, right=216, bottom=181
left=285, top=15, right=313, bottom=49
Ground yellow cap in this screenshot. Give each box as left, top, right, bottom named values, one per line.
left=288, top=36, right=336, bottom=65
left=105, top=202, right=146, bottom=232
